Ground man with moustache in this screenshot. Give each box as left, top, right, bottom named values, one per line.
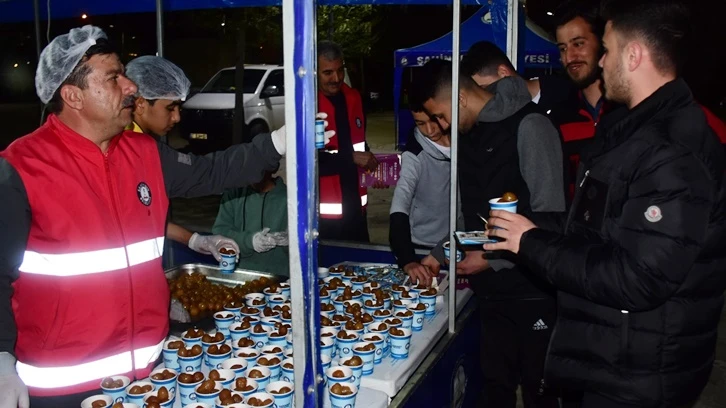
left=317, top=41, right=377, bottom=242
left=549, top=0, right=614, bottom=195
left=484, top=1, right=726, bottom=406
left=0, top=25, right=290, bottom=407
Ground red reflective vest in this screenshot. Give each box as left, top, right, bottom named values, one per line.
left=1, top=115, right=170, bottom=397
left=318, top=85, right=367, bottom=219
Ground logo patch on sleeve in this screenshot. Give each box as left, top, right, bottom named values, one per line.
left=137, top=182, right=152, bottom=206
left=177, top=152, right=192, bottom=166
left=644, top=205, right=662, bottom=222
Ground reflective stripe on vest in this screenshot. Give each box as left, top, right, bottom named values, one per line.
left=320, top=195, right=367, bottom=215
left=16, top=339, right=164, bottom=389
left=19, top=237, right=165, bottom=276
left=320, top=203, right=343, bottom=215
left=326, top=142, right=364, bottom=154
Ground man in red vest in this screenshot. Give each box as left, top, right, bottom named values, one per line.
left=0, top=25, right=288, bottom=407
left=317, top=41, right=377, bottom=242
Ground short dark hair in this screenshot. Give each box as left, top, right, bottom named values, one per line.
left=413, top=59, right=479, bottom=106
left=317, top=40, right=344, bottom=62
left=601, top=0, right=690, bottom=76
left=553, top=0, right=604, bottom=40
left=407, top=83, right=426, bottom=113
left=461, top=41, right=515, bottom=78
left=46, top=39, right=117, bottom=114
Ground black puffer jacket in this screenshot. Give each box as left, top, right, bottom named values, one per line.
left=519, top=79, right=726, bottom=407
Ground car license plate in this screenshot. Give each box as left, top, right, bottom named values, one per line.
left=190, top=133, right=208, bottom=140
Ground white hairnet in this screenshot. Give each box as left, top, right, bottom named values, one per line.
left=126, top=56, right=191, bottom=102
left=35, top=25, right=108, bottom=104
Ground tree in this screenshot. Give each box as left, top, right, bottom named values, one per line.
left=316, top=5, right=381, bottom=60
left=317, top=5, right=382, bottom=92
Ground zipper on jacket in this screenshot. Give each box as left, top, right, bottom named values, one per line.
left=104, top=155, right=137, bottom=377
left=579, top=170, right=590, bottom=188
left=620, top=310, right=629, bottom=367
left=564, top=169, right=591, bottom=230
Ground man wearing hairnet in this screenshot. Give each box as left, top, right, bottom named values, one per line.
left=0, top=25, right=322, bottom=407
left=125, top=55, right=241, bottom=263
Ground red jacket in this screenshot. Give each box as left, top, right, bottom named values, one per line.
left=1, top=115, right=170, bottom=396
left=557, top=99, right=726, bottom=199
left=557, top=96, right=614, bottom=202
left=318, top=85, right=367, bottom=219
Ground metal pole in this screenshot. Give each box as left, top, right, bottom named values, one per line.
left=32, top=0, right=42, bottom=59
left=155, top=0, right=164, bottom=57
left=33, top=0, right=45, bottom=125
left=448, top=0, right=461, bottom=334
left=506, top=0, right=518, bottom=70
left=283, top=0, right=321, bottom=406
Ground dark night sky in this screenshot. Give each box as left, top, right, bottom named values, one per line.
left=0, top=0, right=724, bottom=108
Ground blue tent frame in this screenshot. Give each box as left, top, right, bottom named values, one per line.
left=392, top=5, right=560, bottom=149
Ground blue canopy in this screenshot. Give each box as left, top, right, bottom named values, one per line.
left=0, top=0, right=499, bottom=23
left=392, top=5, right=560, bottom=149
left=393, top=7, right=558, bottom=70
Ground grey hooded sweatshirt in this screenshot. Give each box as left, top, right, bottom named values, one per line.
left=390, top=127, right=461, bottom=268
left=432, top=76, right=565, bottom=276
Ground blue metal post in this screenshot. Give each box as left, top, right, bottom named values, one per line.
left=491, top=0, right=525, bottom=72
left=448, top=0, right=461, bottom=335
left=283, top=0, right=322, bottom=406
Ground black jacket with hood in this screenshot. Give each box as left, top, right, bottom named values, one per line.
left=433, top=76, right=565, bottom=300
left=520, top=79, right=726, bottom=407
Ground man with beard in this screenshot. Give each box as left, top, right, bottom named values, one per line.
left=316, top=41, right=377, bottom=242
left=484, top=0, right=726, bottom=406
left=549, top=0, right=613, bottom=199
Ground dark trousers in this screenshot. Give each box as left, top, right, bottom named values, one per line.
left=581, top=393, right=696, bottom=408
left=30, top=388, right=101, bottom=408
left=581, top=393, right=638, bottom=408
left=478, top=298, right=559, bottom=408
left=319, top=210, right=369, bottom=243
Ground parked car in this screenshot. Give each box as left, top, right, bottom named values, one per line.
left=181, top=64, right=284, bottom=154
left=181, top=64, right=352, bottom=154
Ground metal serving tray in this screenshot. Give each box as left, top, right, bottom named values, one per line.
left=165, top=263, right=281, bottom=286
left=165, top=263, right=282, bottom=335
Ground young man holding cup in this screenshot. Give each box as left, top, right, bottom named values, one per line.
left=417, top=59, right=565, bottom=407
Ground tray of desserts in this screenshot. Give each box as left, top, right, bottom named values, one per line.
left=165, top=264, right=282, bottom=334
left=165, top=263, right=280, bottom=286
